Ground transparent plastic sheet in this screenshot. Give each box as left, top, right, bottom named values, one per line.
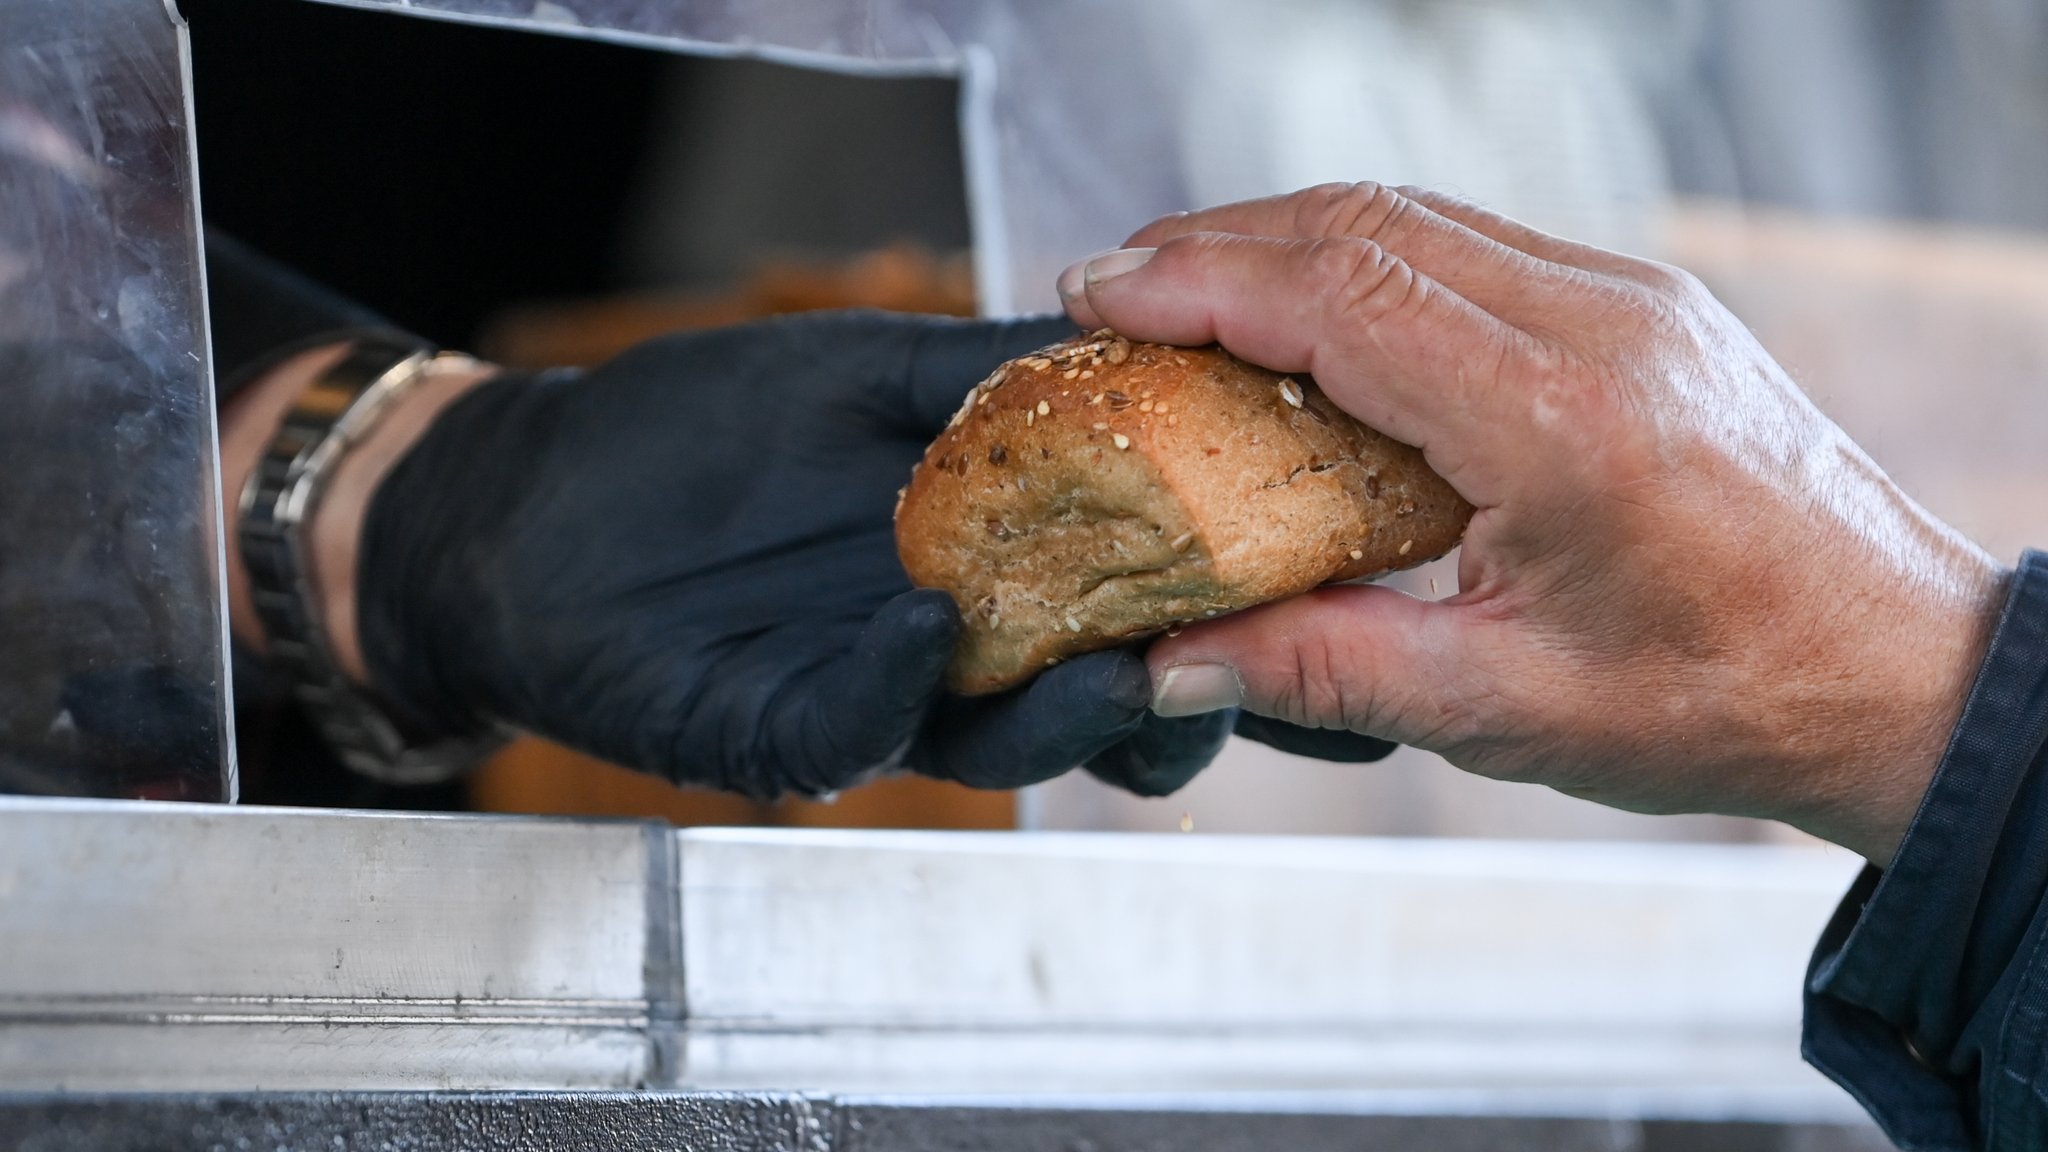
left=0, top=0, right=232, bottom=800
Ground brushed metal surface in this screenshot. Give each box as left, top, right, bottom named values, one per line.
left=675, top=829, right=1852, bottom=1029
left=0, top=799, right=671, bottom=1004
left=0, top=797, right=1869, bottom=1116
left=668, top=829, right=1862, bottom=1105
left=0, top=797, right=677, bottom=1090
left=0, top=1091, right=1895, bottom=1151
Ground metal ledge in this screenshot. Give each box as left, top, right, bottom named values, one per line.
left=0, top=1092, right=1892, bottom=1151
left=0, top=796, right=1869, bottom=1127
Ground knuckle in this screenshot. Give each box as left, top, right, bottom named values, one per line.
left=1257, top=625, right=1373, bottom=734
left=1298, top=181, right=1402, bottom=239
left=1628, top=258, right=1707, bottom=301
left=1259, top=664, right=1317, bottom=730
left=1385, top=687, right=1482, bottom=761
left=1308, top=238, right=1425, bottom=331
left=1392, top=184, right=1465, bottom=216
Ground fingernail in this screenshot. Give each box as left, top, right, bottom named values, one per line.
left=1151, top=662, right=1243, bottom=718
left=1084, top=246, right=1156, bottom=288
left=1056, top=255, right=1095, bottom=306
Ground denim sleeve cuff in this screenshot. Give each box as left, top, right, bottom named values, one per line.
left=1805, top=550, right=2048, bottom=1151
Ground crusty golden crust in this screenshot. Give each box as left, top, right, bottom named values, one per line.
left=894, top=331, right=1471, bottom=695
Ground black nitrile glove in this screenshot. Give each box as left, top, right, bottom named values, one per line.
left=359, top=310, right=1392, bottom=800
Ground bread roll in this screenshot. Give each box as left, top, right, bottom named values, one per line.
left=894, top=331, right=1471, bottom=695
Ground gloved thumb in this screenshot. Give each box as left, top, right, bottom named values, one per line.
left=757, top=589, right=958, bottom=796
left=1145, top=583, right=1459, bottom=748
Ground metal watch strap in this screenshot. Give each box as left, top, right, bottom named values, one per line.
left=238, top=334, right=506, bottom=785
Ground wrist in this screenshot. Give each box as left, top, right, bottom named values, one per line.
left=1781, top=525, right=2008, bottom=866
left=307, top=356, right=497, bottom=684
left=222, top=342, right=352, bottom=654
left=221, top=341, right=497, bottom=685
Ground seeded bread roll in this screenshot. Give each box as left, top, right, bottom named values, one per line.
left=894, top=331, right=1472, bottom=695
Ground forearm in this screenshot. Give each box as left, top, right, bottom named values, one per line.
left=219, top=342, right=495, bottom=682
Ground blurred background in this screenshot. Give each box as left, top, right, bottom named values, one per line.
left=182, top=0, right=2048, bottom=844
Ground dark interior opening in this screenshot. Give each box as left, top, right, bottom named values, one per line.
left=183, top=0, right=972, bottom=349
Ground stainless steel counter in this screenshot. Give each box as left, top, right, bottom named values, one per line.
left=0, top=797, right=1867, bottom=1117
left=0, top=1091, right=1892, bottom=1151
left=0, top=795, right=1889, bottom=1145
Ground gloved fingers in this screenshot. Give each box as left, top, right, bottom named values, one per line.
left=900, top=314, right=1081, bottom=431
left=1085, top=708, right=1236, bottom=797
left=914, top=648, right=1153, bottom=790
left=758, top=589, right=961, bottom=795
left=1232, top=712, right=1400, bottom=763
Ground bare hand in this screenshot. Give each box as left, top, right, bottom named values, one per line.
left=1059, top=182, right=2005, bottom=864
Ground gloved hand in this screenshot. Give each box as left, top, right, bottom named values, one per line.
left=358, top=310, right=1393, bottom=800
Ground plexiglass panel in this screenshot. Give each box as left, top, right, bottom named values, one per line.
left=0, top=0, right=232, bottom=800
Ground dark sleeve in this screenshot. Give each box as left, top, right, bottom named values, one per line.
left=1805, top=548, right=2048, bottom=1151
left=204, top=228, right=401, bottom=399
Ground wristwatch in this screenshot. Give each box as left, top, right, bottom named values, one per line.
left=238, top=334, right=507, bottom=785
